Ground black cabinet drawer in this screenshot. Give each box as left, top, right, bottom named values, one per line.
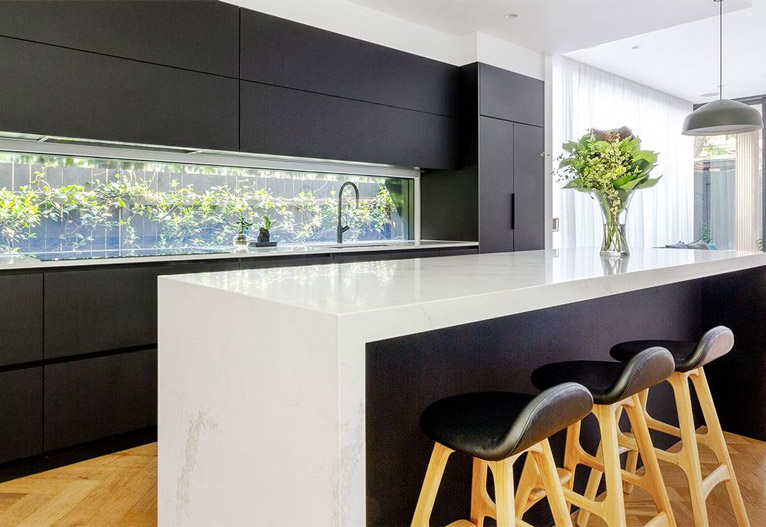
left=439, top=247, right=478, bottom=257
left=0, top=273, right=42, bottom=367
left=479, top=63, right=543, bottom=127
left=0, top=367, right=43, bottom=464
left=44, top=349, right=157, bottom=451
left=0, top=0, right=239, bottom=77
left=389, top=249, right=441, bottom=260
left=0, top=37, right=239, bottom=150
left=239, top=255, right=333, bottom=270
left=240, top=10, right=457, bottom=117
left=44, top=260, right=239, bottom=359
left=332, top=252, right=392, bottom=264
left=240, top=81, right=457, bottom=169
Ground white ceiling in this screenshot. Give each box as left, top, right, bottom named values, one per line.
left=348, top=0, right=751, bottom=55
left=566, top=0, right=766, bottom=103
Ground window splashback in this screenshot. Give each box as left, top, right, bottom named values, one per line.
left=0, top=150, right=414, bottom=254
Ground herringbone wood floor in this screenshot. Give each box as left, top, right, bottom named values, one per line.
left=0, top=432, right=763, bottom=526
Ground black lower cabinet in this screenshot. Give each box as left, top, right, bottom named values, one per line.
left=0, top=273, right=43, bottom=367
left=44, top=349, right=157, bottom=451
left=0, top=368, right=43, bottom=464
left=44, top=260, right=239, bottom=359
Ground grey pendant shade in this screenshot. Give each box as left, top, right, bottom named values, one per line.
left=681, top=0, right=763, bottom=136
left=682, top=99, right=763, bottom=136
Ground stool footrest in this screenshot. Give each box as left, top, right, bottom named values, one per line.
left=702, top=463, right=731, bottom=499
left=527, top=467, right=572, bottom=503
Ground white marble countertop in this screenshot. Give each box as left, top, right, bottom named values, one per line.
left=165, top=247, right=766, bottom=318
left=0, top=239, right=476, bottom=271
left=158, top=247, right=766, bottom=527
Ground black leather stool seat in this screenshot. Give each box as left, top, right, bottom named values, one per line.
left=419, top=383, right=592, bottom=462
left=610, top=326, right=734, bottom=373
left=531, top=347, right=674, bottom=405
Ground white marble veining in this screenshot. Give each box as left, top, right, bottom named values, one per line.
left=157, top=248, right=766, bottom=527
left=0, top=240, right=476, bottom=271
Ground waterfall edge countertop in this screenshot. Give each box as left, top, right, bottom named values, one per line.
left=157, top=248, right=766, bottom=527
left=0, top=239, right=477, bottom=271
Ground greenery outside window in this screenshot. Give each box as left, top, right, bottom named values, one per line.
left=0, top=151, right=414, bottom=255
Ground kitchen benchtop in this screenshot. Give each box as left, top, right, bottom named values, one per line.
left=0, top=239, right=477, bottom=271
left=163, top=247, right=766, bottom=318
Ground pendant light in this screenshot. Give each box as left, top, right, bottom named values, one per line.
left=681, top=0, right=763, bottom=136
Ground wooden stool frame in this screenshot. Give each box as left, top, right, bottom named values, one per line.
left=520, top=393, right=676, bottom=527
left=584, top=367, right=750, bottom=527
left=411, top=439, right=573, bottom=527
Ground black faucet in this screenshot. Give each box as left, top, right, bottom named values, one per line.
left=337, top=181, right=360, bottom=244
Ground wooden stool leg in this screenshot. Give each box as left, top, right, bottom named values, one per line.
left=411, top=443, right=453, bottom=527
left=691, top=368, right=751, bottom=527
left=669, top=372, right=711, bottom=527
left=624, top=394, right=676, bottom=527
left=470, top=458, right=495, bottom=527
left=515, top=452, right=539, bottom=514
left=594, top=404, right=627, bottom=527
left=488, top=457, right=516, bottom=527
left=623, top=449, right=639, bottom=494
left=532, top=440, right=575, bottom=527
left=576, top=442, right=603, bottom=527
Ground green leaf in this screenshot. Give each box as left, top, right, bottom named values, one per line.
left=636, top=176, right=662, bottom=189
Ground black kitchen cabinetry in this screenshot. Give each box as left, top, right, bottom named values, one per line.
left=0, top=368, right=43, bottom=464
left=44, top=260, right=239, bottom=359
left=479, top=63, right=544, bottom=127
left=0, top=274, right=42, bottom=367
left=0, top=0, right=239, bottom=77
left=44, top=349, right=157, bottom=451
left=240, top=10, right=457, bottom=117
left=421, top=63, right=545, bottom=253
left=240, top=81, right=457, bottom=169
left=0, top=37, right=239, bottom=151
left=0, top=248, right=477, bottom=467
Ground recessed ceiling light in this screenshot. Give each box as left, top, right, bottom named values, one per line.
left=700, top=92, right=720, bottom=98
left=504, top=13, right=519, bottom=19
left=631, top=45, right=641, bottom=50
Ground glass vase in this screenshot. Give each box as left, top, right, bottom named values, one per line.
left=594, top=190, right=634, bottom=257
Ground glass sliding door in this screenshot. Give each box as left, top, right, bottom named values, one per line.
left=693, top=101, right=764, bottom=250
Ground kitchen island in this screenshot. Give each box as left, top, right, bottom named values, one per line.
left=157, top=248, right=766, bottom=527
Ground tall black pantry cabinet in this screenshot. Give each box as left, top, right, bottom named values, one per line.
left=421, top=63, right=545, bottom=253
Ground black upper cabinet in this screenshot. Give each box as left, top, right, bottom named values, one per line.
left=240, top=81, right=457, bottom=169
left=240, top=10, right=457, bottom=117
left=0, top=0, right=239, bottom=77
left=479, top=63, right=543, bottom=127
left=479, top=117, right=515, bottom=253
left=513, top=123, right=545, bottom=251
left=0, top=274, right=43, bottom=367
left=0, top=37, right=239, bottom=150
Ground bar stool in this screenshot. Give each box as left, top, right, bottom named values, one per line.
left=411, top=383, right=593, bottom=527
left=529, top=347, right=677, bottom=527
left=608, top=326, right=750, bottom=527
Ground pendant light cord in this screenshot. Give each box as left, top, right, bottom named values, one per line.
left=719, top=0, right=723, bottom=100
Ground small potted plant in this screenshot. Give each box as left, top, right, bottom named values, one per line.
left=254, top=215, right=277, bottom=247
left=233, top=214, right=252, bottom=250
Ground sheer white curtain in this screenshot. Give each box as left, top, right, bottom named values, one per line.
left=552, top=56, right=695, bottom=249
